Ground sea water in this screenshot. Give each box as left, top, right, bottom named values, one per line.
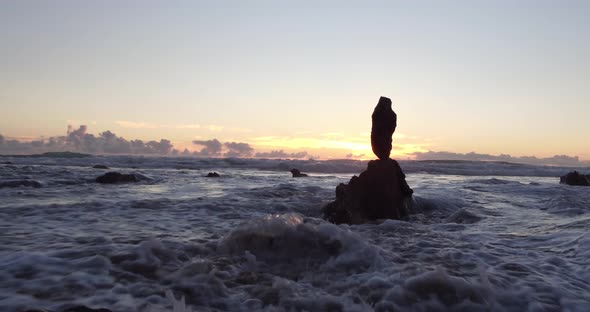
left=1, top=156, right=589, bottom=311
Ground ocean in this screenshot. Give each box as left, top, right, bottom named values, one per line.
left=1, top=156, right=589, bottom=311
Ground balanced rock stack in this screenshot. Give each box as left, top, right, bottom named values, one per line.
left=323, top=97, right=413, bottom=224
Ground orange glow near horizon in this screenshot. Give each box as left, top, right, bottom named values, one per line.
left=173, top=135, right=430, bottom=160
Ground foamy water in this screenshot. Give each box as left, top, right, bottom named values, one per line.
left=1, top=156, right=589, bottom=311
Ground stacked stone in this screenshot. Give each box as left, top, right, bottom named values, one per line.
left=323, top=97, right=413, bottom=224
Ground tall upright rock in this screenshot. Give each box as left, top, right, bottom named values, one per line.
left=371, top=96, right=397, bottom=160
left=323, top=96, right=413, bottom=224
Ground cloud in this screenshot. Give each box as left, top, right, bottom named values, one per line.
left=413, top=151, right=588, bottom=167
left=321, top=132, right=344, bottom=138
left=1, top=131, right=300, bottom=159
left=192, top=139, right=255, bottom=157
left=346, top=153, right=366, bottom=159
left=254, top=150, right=309, bottom=159
left=0, top=126, right=175, bottom=155
left=207, top=125, right=224, bottom=132
left=192, top=139, right=222, bottom=156
left=116, top=121, right=157, bottom=129
left=175, top=124, right=201, bottom=129
left=224, top=142, right=254, bottom=157
left=251, top=135, right=370, bottom=152
left=228, top=127, right=252, bottom=133
left=4, top=129, right=584, bottom=165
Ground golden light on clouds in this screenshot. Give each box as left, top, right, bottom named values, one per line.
left=251, top=136, right=369, bottom=151
left=250, top=134, right=430, bottom=160
left=116, top=121, right=158, bottom=129
left=391, top=144, right=429, bottom=159
left=175, top=124, right=201, bottom=129
left=116, top=121, right=231, bottom=131
left=109, top=119, right=431, bottom=159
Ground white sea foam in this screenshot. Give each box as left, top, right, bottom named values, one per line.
left=1, top=154, right=588, bottom=177
left=1, top=155, right=589, bottom=311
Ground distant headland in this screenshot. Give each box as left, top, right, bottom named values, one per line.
left=0, top=151, right=92, bottom=158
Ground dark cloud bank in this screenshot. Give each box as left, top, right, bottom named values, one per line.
left=191, top=139, right=308, bottom=159
left=0, top=126, right=173, bottom=155
left=413, top=151, right=590, bottom=167
left=0, top=126, right=309, bottom=159
left=1, top=127, right=587, bottom=165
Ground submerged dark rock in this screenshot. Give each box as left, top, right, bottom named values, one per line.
left=448, top=208, right=482, bottom=224
left=95, top=172, right=144, bottom=184
left=371, top=96, right=397, bottom=160
left=290, top=169, right=308, bottom=177
left=92, top=165, right=109, bottom=169
left=24, top=307, right=112, bottom=312
left=206, top=172, right=220, bottom=177
left=323, top=96, right=412, bottom=224
left=0, top=180, right=42, bottom=188
left=62, top=307, right=113, bottom=312
left=560, top=171, right=590, bottom=186
left=33, top=151, right=92, bottom=158
left=37, top=151, right=92, bottom=158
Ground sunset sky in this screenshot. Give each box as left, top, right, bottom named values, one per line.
left=1, top=1, right=588, bottom=160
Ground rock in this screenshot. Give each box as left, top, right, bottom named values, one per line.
left=23, top=307, right=112, bottom=312
left=206, top=172, right=220, bottom=177
left=96, top=172, right=143, bottom=184
left=92, top=165, right=109, bottom=169
left=0, top=180, right=42, bottom=188
left=322, top=96, right=412, bottom=224
left=32, top=151, right=92, bottom=158
left=290, top=169, right=308, bottom=177
left=371, top=96, right=397, bottom=160
left=560, top=171, right=590, bottom=186
left=448, top=208, right=482, bottom=224
left=1, top=161, right=13, bottom=165
left=322, top=183, right=352, bottom=224
left=322, top=159, right=413, bottom=224
left=62, top=306, right=113, bottom=312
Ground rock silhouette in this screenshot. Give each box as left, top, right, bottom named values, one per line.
left=371, top=96, right=397, bottom=160
left=323, top=96, right=412, bottom=224
left=560, top=171, right=590, bottom=186
left=96, top=172, right=144, bottom=184
left=92, top=165, right=109, bottom=169
left=24, top=306, right=113, bottom=312
left=290, top=169, right=308, bottom=177
left=0, top=180, right=42, bottom=188
left=206, top=172, right=220, bottom=177
left=323, top=159, right=413, bottom=224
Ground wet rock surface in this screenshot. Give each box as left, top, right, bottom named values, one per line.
left=323, top=96, right=412, bottom=224
left=560, top=171, right=590, bottom=186
left=290, top=169, right=308, bottom=177
left=95, top=172, right=145, bottom=184
left=0, top=179, right=42, bottom=188
left=323, top=159, right=413, bottom=224
left=24, top=306, right=112, bottom=312
left=371, top=96, right=397, bottom=160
